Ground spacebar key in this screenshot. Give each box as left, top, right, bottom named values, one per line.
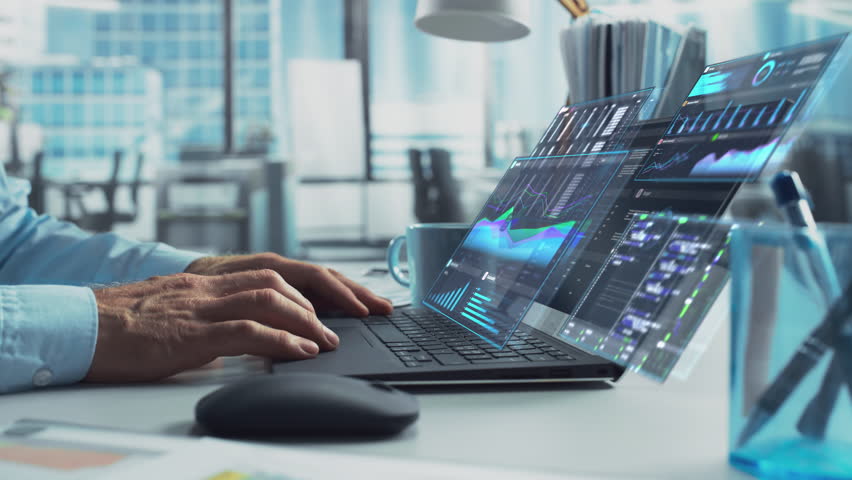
left=433, top=353, right=469, bottom=366
left=368, top=325, right=409, bottom=343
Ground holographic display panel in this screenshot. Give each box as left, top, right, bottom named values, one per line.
left=558, top=214, right=732, bottom=380
left=532, top=89, right=654, bottom=157
left=636, top=34, right=847, bottom=182
left=423, top=152, right=630, bottom=348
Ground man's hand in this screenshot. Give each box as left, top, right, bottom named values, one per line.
left=185, top=254, right=393, bottom=317
left=86, top=270, right=339, bottom=383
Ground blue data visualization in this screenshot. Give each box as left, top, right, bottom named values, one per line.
left=637, top=34, right=847, bottom=182
left=423, top=152, right=630, bottom=349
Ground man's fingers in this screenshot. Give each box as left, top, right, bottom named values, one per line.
left=310, top=269, right=371, bottom=317
left=196, top=289, right=338, bottom=350
left=206, top=269, right=315, bottom=313
left=203, top=320, right=320, bottom=360
left=330, top=270, right=394, bottom=315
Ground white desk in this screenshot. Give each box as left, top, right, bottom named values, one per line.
left=0, top=263, right=753, bottom=480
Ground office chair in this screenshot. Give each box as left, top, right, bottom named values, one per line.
left=408, top=147, right=464, bottom=223
left=64, top=151, right=145, bottom=232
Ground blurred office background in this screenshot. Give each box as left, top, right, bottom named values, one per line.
left=1, top=0, right=850, bottom=260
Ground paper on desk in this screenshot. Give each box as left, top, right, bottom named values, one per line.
left=118, top=438, right=576, bottom=480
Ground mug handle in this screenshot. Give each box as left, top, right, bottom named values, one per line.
left=387, top=234, right=410, bottom=287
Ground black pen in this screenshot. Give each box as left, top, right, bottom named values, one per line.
left=737, top=279, right=852, bottom=447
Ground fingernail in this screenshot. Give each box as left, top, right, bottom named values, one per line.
left=324, top=326, right=340, bottom=346
left=299, top=340, right=319, bottom=355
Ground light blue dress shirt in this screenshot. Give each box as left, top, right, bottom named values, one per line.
left=0, top=164, right=203, bottom=393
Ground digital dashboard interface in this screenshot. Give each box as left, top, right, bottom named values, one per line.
left=559, top=214, right=732, bottom=380
left=636, top=34, right=847, bottom=182
left=423, top=152, right=630, bottom=348
left=531, top=89, right=654, bottom=157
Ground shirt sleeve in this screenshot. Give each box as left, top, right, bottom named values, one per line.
left=0, top=285, right=98, bottom=394
left=0, top=177, right=204, bottom=286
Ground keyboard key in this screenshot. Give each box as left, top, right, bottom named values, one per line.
left=425, top=348, right=453, bottom=355
left=369, top=325, right=409, bottom=343
left=386, top=342, right=415, bottom=347
left=398, top=355, right=415, bottom=362
left=463, top=354, right=491, bottom=360
left=404, top=361, right=423, bottom=368
left=416, top=341, right=442, bottom=347
left=413, top=353, right=433, bottom=362
left=553, top=354, right=575, bottom=361
left=422, top=344, right=449, bottom=351
left=493, top=352, right=519, bottom=358
left=513, top=348, right=543, bottom=355
left=525, top=354, right=553, bottom=362
left=389, top=346, right=420, bottom=352
left=433, top=353, right=469, bottom=366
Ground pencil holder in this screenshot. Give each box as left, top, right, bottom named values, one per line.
left=729, top=223, right=852, bottom=479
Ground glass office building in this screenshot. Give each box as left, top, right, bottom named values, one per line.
left=12, top=59, right=164, bottom=180
left=89, top=0, right=282, bottom=158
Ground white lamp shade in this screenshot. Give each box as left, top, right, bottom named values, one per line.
left=415, top=0, right=531, bottom=42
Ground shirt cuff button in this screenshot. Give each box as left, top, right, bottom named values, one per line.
left=33, top=367, right=54, bottom=387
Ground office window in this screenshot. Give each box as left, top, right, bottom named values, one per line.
left=238, top=40, right=250, bottom=60
left=51, top=71, right=64, bottom=94
left=131, top=72, right=146, bottom=95
left=113, top=104, right=125, bottom=127
left=51, top=104, right=64, bottom=127
left=185, top=13, right=201, bottom=31
left=120, top=13, right=135, bottom=31
left=206, top=12, right=219, bottom=31
left=369, top=0, right=487, bottom=178
left=187, top=41, right=202, bottom=59
left=207, top=68, right=222, bottom=87
left=188, top=69, right=203, bottom=87
left=163, top=69, right=179, bottom=88
left=32, top=72, right=44, bottom=94
left=134, top=104, right=146, bottom=127
left=164, top=42, right=180, bottom=60
left=202, top=40, right=219, bottom=59
left=69, top=135, right=86, bottom=158
left=95, top=13, right=111, bottom=32
left=72, top=72, right=85, bottom=95
left=164, top=13, right=179, bottom=32
left=71, top=104, right=85, bottom=127
left=92, top=135, right=106, bottom=157
left=50, top=136, right=65, bottom=157
left=91, top=72, right=105, bottom=94
left=92, top=104, right=106, bottom=127
left=142, top=14, right=156, bottom=31
left=120, top=41, right=134, bottom=56
left=255, top=40, right=269, bottom=60
left=95, top=40, right=110, bottom=57
left=113, top=72, right=126, bottom=95
left=30, top=104, right=44, bottom=124
left=253, top=68, right=268, bottom=88
left=141, top=41, right=157, bottom=63
left=254, top=13, right=268, bottom=32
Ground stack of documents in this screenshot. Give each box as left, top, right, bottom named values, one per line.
left=560, top=14, right=706, bottom=117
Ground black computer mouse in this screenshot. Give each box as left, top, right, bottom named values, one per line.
left=195, top=373, right=419, bottom=438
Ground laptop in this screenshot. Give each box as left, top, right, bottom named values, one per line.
left=273, top=34, right=846, bottom=384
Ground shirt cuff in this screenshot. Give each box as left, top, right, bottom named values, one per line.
left=128, top=244, right=206, bottom=281
left=0, top=285, right=98, bottom=393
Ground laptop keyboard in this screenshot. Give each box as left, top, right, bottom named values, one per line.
left=362, top=309, right=576, bottom=368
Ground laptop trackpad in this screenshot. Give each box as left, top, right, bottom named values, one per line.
left=273, top=326, right=394, bottom=375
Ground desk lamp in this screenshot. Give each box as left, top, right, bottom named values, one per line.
left=414, top=0, right=590, bottom=42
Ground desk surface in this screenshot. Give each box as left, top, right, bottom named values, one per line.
left=0, top=263, right=752, bottom=480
